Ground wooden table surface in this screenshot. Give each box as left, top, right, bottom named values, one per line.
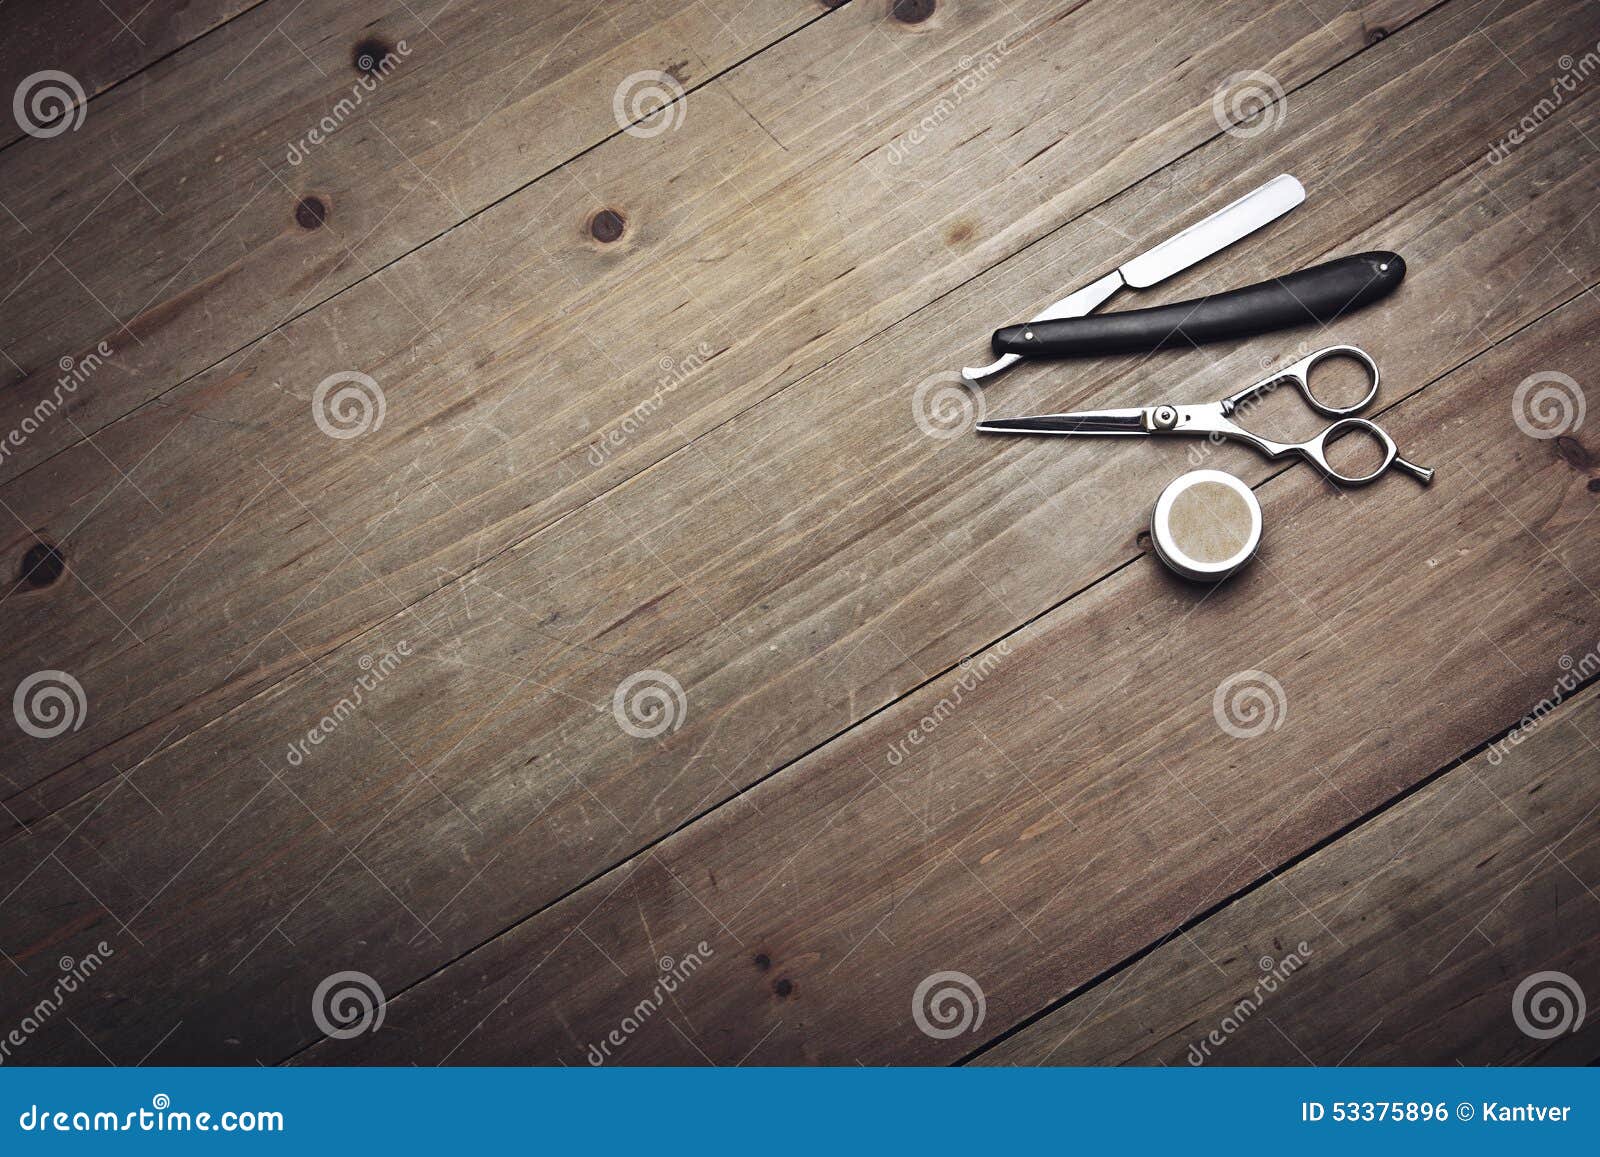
left=2, top=0, right=1598, bottom=1066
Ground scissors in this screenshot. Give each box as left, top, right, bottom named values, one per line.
left=975, top=345, right=1433, bottom=487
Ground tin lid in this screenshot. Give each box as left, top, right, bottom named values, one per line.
left=1151, top=469, right=1261, bottom=582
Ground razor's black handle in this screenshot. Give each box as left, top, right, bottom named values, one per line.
left=992, top=252, right=1404, bottom=358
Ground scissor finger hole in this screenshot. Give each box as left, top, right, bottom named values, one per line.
left=1320, top=421, right=1388, bottom=480
left=1303, top=350, right=1378, bottom=411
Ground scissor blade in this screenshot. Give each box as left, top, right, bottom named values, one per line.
left=976, top=408, right=1149, bottom=436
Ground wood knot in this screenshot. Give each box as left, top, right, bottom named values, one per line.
left=752, top=953, right=771, bottom=971
left=295, top=195, right=328, bottom=230
left=1587, top=477, right=1600, bottom=493
left=1555, top=434, right=1594, bottom=471
left=772, top=977, right=795, bottom=999
left=589, top=208, right=626, bottom=243
left=353, top=37, right=394, bottom=77
left=19, top=540, right=64, bottom=588
left=944, top=219, right=975, bottom=246
left=891, top=0, right=935, bottom=22
left=1366, top=27, right=1387, bottom=45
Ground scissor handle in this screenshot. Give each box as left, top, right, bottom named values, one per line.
left=1223, top=345, right=1380, bottom=418
left=1298, top=417, right=1435, bottom=487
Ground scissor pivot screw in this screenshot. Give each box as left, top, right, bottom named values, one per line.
left=1152, top=405, right=1178, bottom=430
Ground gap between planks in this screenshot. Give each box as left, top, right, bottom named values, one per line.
left=273, top=265, right=1600, bottom=1069
left=0, top=0, right=858, bottom=488
left=0, top=0, right=1580, bottom=1068
left=4, top=0, right=1454, bottom=836
left=284, top=276, right=1600, bottom=1062
left=0, top=0, right=274, bottom=154
left=958, top=658, right=1600, bottom=1064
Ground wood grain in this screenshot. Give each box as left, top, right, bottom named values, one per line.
left=978, top=681, right=1600, bottom=1066
left=0, top=0, right=260, bottom=149
left=0, top=0, right=828, bottom=475
left=0, top=0, right=1483, bottom=820
left=0, top=0, right=1595, bottom=1068
left=303, top=286, right=1600, bottom=1065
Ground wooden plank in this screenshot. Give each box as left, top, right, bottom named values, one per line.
left=301, top=284, right=1600, bottom=1065
left=0, top=0, right=1590, bottom=1064
left=0, top=0, right=828, bottom=475
left=977, top=681, right=1600, bottom=1066
left=0, top=1, right=261, bottom=149
left=0, top=0, right=1459, bottom=818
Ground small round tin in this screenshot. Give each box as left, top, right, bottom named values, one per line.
left=1151, top=469, right=1261, bottom=582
